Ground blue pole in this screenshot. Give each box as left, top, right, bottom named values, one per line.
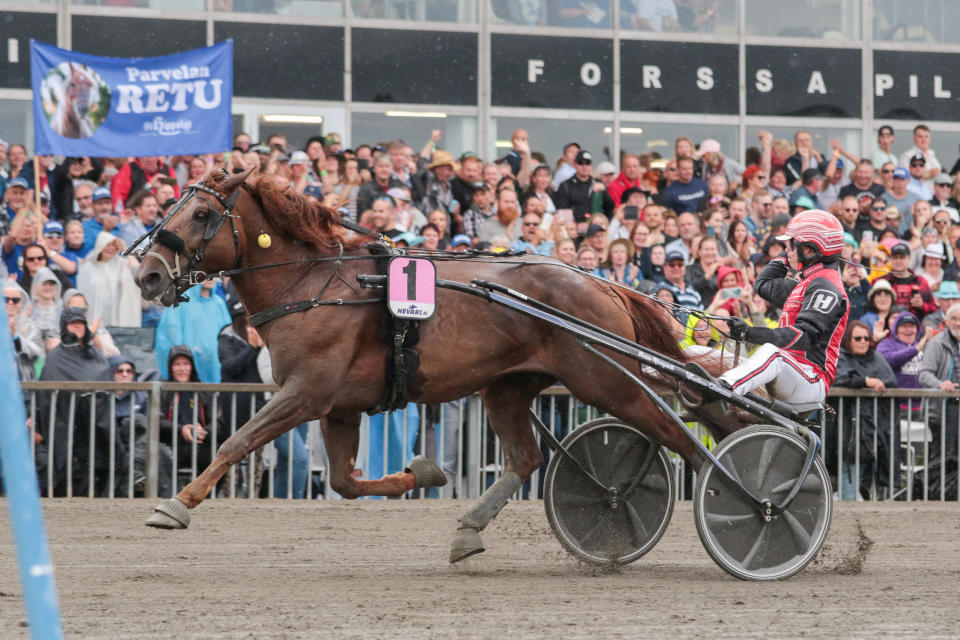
left=0, top=303, right=64, bottom=639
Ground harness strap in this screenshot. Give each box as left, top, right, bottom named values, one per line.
left=247, top=296, right=381, bottom=328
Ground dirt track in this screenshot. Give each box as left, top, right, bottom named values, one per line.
left=0, top=499, right=958, bottom=639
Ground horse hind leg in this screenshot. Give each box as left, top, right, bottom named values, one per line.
left=450, top=374, right=551, bottom=563
left=321, top=413, right=447, bottom=499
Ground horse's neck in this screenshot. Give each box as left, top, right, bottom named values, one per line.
left=56, top=102, right=81, bottom=137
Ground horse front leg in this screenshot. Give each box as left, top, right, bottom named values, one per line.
left=321, top=413, right=447, bottom=498
left=146, top=385, right=310, bottom=529
left=450, top=375, right=548, bottom=563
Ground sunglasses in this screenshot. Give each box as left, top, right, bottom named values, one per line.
left=4, top=296, right=22, bottom=304
left=666, top=261, right=685, bottom=267
left=910, top=162, right=925, bottom=167
left=844, top=207, right=859, bottom=212
left=935, top=219, right=949, bottom=224
left=116, top=367, right=134, bottom=374
left=25, top=256, right=46, bottom=262
left=522, top=221, right=539, bottom=227
left=872, top=206, right=886, bottom=211
left=881, top=169, right=893, bottom=174
left=761, top=202, right=772, bottom=208
left=44, top=232, right=63, bottom=239
left=851, top=336, right=870, bottom=342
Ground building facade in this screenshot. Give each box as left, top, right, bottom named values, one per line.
left=2, top=0, right=960, bottom=166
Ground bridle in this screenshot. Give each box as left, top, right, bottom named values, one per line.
left=124, top=178, right=242, bottom=303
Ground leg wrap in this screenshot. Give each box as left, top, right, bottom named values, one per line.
left=458, top=471, right=522, bottom=531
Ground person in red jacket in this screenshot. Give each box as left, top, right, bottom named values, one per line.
left=109, top=156, right=179, bottom=213
left=879, top=241, right=937, bottom=320
left=607, top=154, right=644, bottom=206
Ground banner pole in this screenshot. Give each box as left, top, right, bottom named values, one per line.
left=0, top=303, right=64, bottom=640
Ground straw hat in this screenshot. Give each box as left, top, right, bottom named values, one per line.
left=427, top=150, right=458, bottom=171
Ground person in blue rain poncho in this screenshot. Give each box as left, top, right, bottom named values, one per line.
left=154, top=280, right=231, bottom=383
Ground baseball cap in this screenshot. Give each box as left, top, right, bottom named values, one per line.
left=303, top=184, right=324, bottom=200
left=892, top=167, right=909, bottom=180
left=250, top=144, right=271, bottom=154
left=801, top=168, right=824, bottom=183
left=392, top=231, right=424, bottom=247
left=451, top=234, right=472, bottom=248
left=934, top=173, right=953, bottom=185
left=289, top=150, right=308, bottom=166
left=621, top=186, right=647, bottom=202
left=771, top=213, right=792, bottom=229
left=890, top=242, right=910, bottom=256
left=596, top=161, right=615, bottom=175
left=43, top=221, right=64, bottom=235
left=886, top=207, right=902, bottom=220
left=665, top=250, right=685, bottom=263
left=585, top=223, right=605, bottom=237
left=935, top=281, right=960, bottom=299
left=843, top=232, right=859, bottom=249
left=92, top=186, right=111, bottom=201
left=695, top=138, right=721, bottom=158
left=6, top=176, right=28, bottom=190
left=910, top=151, right=926, bottom=165
left=793, top=195, right=816, bottom=210
left=575, top=150, right=593, bottom=165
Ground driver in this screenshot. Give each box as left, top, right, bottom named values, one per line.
left=720, top=210, right=850, bottom=404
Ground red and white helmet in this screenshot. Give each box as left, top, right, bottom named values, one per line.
left=777, top=209, right=844, bottom=257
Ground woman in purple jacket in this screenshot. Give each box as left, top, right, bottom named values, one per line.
left=877, top=310, right=937, bottom=418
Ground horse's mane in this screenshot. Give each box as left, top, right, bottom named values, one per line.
left=204, top=170, right=366, bottom=251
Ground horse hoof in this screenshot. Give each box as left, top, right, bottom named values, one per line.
left=449, top=526, right=485, bottom=563
left=145, top=498, right=191, bottom=530
left=406, top=455, right=448, bottom=489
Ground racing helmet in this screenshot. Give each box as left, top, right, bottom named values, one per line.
left=777, top=209, right=844, bottom=267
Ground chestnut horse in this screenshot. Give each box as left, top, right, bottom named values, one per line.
left=135, top=169, right=727, bottom=562
left=51, top=63, right=94, bottom=139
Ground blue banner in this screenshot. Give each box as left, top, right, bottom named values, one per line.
left=31, top=39, right=232, bottom=157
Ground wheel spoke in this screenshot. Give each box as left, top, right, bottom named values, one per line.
left=756, top=437, right=784, bottom=491
left=621, top=440, right=660, bottom=498
left=704, top=511, right=757, bottom=526
left=740, top=521, right=770, bottom=569
left=556, top=489, right=607, bottom=509
left=769, top=470, right=823, bottom=495
left=779, top=509, right=813, bottom=553
left=574, top=510, right=610, bottom=548
left=623, top=499, right=651, bottom=545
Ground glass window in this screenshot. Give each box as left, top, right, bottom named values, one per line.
left=620, top=123, right=739, bottom=167
left=257, top=115, right=326, bottom=152
left=882, top=126, right=960, bottom=171
left=620, top=0, right=738, bottom=35
left=490, top=0, right=611, bottom=29
left=744, top=125, right=862, bottom=170
left=352, top=112, right=477, bottom=159
left=745, top=0, right=860, bottom=39
left=491, top=117, right=613, bottom=171
left=874, top=0, right=960, bottom=43
left=351, top=0, right=475, bottom=22
left=0, top=100, right=32, bottom=155
left=73, top=0, right=203, bottom=7
left=214, top=0, right=342, bottom=17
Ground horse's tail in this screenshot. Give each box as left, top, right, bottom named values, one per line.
left=613, top=287, right=727, bottom=379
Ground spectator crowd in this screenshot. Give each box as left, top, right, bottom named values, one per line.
left=3, top=121, right=960, bottom=499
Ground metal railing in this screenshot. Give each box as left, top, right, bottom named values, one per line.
left=15, top=382, right=960, bottom=502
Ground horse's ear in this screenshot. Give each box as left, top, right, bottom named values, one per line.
left=221, top=166, right=254, bottom=194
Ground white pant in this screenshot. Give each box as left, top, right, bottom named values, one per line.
left=717, top=343, right=826, bottom=405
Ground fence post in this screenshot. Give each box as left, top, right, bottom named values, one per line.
left=145, top=381, right=162, bottom=499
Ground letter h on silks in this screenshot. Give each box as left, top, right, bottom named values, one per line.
left=720, top=210, right=850, bottom=404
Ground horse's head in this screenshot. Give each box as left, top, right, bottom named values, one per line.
left=134, top=168, right=254, bottom=306
left=66, top=63, right=93, bottom=116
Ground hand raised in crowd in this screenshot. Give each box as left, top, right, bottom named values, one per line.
left=430, top=129, right=443, bottom=143
left=910, top=290, right=925, bottom=309
left=864, top=376, right=886, bottom=391
left=758, top=130, right=772, bottom=146
left=918, top=325, right=937, bottom=349
left=872, top=320, right=889, bottom=343
left=591, top=181, right=605, bottom=193
left=181, top=423, right=207, bottom=444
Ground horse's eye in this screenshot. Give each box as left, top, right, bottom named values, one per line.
left=195, top=208, right=210, bottom=221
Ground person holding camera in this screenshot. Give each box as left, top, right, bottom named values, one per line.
left=110, top=156, right=179, bottom=213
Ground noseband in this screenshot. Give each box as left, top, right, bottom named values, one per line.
left=125, top=179, right=242, bottom=303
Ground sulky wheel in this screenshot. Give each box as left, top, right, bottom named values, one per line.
left=544, top=418, right=675, bottom=565
left=693, top=425, right=832, bottom=581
